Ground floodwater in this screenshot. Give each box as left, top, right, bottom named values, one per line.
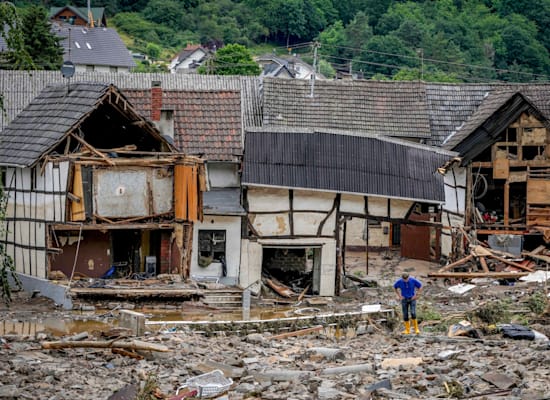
left=0, top=305, right=359, bottom=339
left=0, top=317, right=111, bottom=336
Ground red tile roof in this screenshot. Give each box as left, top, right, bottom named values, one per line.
left=124, top=89, right=242, bottom=161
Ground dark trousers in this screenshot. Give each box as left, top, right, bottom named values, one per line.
left=401, top=298, right=417, bottom=321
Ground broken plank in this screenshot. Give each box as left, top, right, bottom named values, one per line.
left=487, top=254, right=534, bottom=271
left=438, top=255, right=474, bottom=272
left=428, top=272, right=529, bottom=279
left=265, top=278, right=295, bottom=298
left=479, top=257, right=490, bottom=273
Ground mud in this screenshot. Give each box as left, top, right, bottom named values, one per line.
left=1, top=251, right=549, bottom=399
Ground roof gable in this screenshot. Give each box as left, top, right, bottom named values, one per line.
left=442, top=91, right=549, bottom=163
left=242, top=128, right=454, bottom=203
left=262, top=78, right=431, bottom=139
left=124, top=89, right=242, bottom=161
left=0, top=82, right=170, bottom=168
left=49, top=6, right=106, bottom=26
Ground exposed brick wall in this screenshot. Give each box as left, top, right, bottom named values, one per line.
left=151, top=81, right=162, bottom=121
left=159, top=232, right=171, bottom=274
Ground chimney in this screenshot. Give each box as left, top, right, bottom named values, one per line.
left=151, top=81, right=162, bottom=121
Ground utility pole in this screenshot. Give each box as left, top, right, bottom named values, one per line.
left=310, top=42, right=319, bottom=98
left=418, top=48, right=424, bottom=81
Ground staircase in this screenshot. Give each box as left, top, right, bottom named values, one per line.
left=202, top=289, right=243, bottom=309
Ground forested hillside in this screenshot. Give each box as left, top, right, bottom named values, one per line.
left=12, top=0, right=550, bottom=82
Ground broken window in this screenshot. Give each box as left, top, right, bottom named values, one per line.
left=198, top=230, right=226, bottom=265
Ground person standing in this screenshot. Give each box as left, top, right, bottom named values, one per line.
left=393, top=272, right=422, bottom=334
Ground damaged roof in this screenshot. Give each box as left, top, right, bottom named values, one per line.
left=262, top=78, right=432, bottom=139
left=124, top=89, right=242, bottom=161
left=242, top=128, right=455, bottom=203
left=0, top=82, right=168, bottom=168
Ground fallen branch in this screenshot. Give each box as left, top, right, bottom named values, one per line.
left=41, top=339, right=169, bottom=352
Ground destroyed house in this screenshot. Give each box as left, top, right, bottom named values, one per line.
left=0, top=82, right=205, bottom=285
left=441, top=90, right=550, bottom=255
left=241, top=128, right=455, bottom=295
left=123, top=84, right=246, bottom=285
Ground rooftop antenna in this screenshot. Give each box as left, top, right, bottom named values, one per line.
left=61, top=26, right=75, bottom=94
left=87, top=0, right=94, bottom=28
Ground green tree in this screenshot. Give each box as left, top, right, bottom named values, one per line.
left=0, top=181, right=20, bottom=306
left=0, top=2, right=33, bottom=70
left=21, top=5, right=63, bottom=70
left=198, top=43, right=260, bottom=75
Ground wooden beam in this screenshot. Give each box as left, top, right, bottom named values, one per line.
left=487, top=254, right=534, bottom=271
left=428, top=272, right=529, bottom=279
left=69, top=132, right=115, bottom=166
left=479, top=256, right=489, bottom=272
left=438, top=254, right=474, bottom=272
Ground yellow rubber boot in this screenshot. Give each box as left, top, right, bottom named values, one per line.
left=412, top=319, right=420, bottom=334
left=402, top=321, right=410, bottom=335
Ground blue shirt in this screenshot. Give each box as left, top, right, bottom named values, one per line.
left=393, top=277, right=422, bottom=299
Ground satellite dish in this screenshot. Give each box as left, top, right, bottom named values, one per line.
left=61, top=61, right=75, bottom=78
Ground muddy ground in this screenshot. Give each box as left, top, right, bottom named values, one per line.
left=1, top=251, right=549, bottom=399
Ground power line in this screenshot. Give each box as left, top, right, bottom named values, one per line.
left=293, top=41, right=550, bottom=81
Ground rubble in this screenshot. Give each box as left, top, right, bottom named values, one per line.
left=1, top=251, right=549, bottom=399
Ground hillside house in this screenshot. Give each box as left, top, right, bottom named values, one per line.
left=169, top=44, right=210, bottom=74
left=0, top=82, right=205, bottom=304
left=49, top=6, right=107, bottom=27
left=52, top=24, right=136, bottom=73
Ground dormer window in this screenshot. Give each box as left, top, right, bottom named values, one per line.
left=86, top=42, right=92, bottom=49
left=74, top=41, right=81, bottom=49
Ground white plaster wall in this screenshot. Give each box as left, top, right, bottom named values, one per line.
left=390, top=199, right=414, bottom=218
left=250, top=213, right=290, bottom=236
left=340, top=194, right=364, bottom=214
left=240, top=237, right=337, bottom=296
left=294, top=190, right=335, bottom=211
left=239, top=239, right=263, bottom=290
left=190, top=215, right=241, bottom=281
left=247, top=187, right=289, bottom=212
left=3, top=165, right=67, bottom=278
left=441, top=166, right=467, bottom=257
left=345, top=217, right=390, bottom=247
left=293, top=212, right=329, bottom=235
left=207, top=163, right=240, bottom=188
left=75, top=65, right=131, bottom=73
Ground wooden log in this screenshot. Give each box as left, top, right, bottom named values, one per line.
left=270, top=325, right=324, bottom=340
left=428, top=272, right=529, bottom=279
left=41, top=339, right=169, bottom=352
left=438, top=255, right=474, bottom=272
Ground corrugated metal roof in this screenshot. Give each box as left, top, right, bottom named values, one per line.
left=242, top=128, right=454, bottom=203
left=203, top=188, right=245, bottom=215
left=262, top=78, right=431, bottom=138
left=124, top=89, right=242, bottom=161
